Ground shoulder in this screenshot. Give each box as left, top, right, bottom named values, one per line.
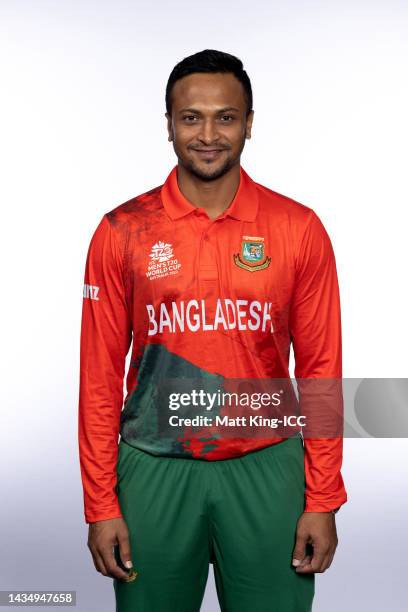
left=99, top=183, right=167, bottom=251
left=252, top=177, right=334, bottom=258
left=104, top=183, right=164, bottom=228
left=254, top=179, right=315, bottom=226
left=253, top=179, right=322, bottom=250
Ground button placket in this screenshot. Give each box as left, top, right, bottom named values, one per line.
left=197, top=219, right=219, bottom=282
left=192, top=211, right=229, bottom=297
left=192, top=212, right=209, bottom=297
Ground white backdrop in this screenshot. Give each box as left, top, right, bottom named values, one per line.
left=1, top=1, right=407, bottom=610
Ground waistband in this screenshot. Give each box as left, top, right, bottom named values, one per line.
left=118, top=431, right=303, bottom=463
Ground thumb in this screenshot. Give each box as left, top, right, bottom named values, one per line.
left=292, top=532, right=308, bottom=567
left=117, top=531, right=133, bottom=569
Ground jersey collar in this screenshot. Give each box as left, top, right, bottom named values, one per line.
left=161, top=164, right=259, bottom=222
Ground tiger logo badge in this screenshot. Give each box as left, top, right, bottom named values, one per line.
left=233, top=235, right=271, bottom=272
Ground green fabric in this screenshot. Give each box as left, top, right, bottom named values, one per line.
left=113, top=433, right=314, bottom=611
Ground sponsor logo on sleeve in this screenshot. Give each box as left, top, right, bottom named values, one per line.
left=83, top=284, right=99, bottom=300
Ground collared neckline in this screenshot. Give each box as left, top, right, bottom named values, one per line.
left=161, top=164, right=259, bottom=222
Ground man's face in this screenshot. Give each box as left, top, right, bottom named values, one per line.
left=166, top=72, right=254, bottom=181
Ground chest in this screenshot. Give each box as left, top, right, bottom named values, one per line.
left=127, top=214, right=295, bottom=312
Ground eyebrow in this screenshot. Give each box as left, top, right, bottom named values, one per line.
left=178, top=106, right=240, bottom=114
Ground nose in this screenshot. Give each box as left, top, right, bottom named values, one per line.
left=198, top=118, right=219, bottom=145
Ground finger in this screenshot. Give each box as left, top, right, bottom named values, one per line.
left=324, top=537, right=338, bottom=571
left=117, top=532, right=133, bottom=570
left=295, top=555, right=314, bottom=573
left=298, top=554, right=312, bottom=567
left=92, top=549, right=109, bottom=576
left=88, top=541, right=108, bottom=575
left=292, top=533, right=309, bottom=567
left=310, top=545, right=329, bottom=573
left=319, top=555, right=331, bottom=573
left=320, top=546, right=337, bottom=572
left=100, top=545, right=130, bottom=581
left=89, top=549, right=100, bottom=573
left=318, top=549, right=333, bottom=573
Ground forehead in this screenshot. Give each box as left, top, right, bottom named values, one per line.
left=171, top=72, right=246, bottom=111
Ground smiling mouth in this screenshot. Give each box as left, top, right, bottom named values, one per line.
left=193, top=149, right=226, bottom=159
left=193, top=148, right=226, bottom=152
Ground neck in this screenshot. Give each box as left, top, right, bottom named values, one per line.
left=176, top=162, right=241, bottom=220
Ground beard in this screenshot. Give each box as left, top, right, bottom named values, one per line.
left=173, top=135, right=246, bottom=182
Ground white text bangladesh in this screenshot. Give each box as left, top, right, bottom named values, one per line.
left=146, top=299, right=274, bottom=335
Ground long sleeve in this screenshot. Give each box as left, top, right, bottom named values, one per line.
left=78, top=214, right=132, bottom=524
left=289, top=210, right=348, bottom=512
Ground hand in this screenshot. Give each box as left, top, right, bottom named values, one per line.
left=291, top=512, right=338, bottom=573
left=87, top=517, right=134, bottom=581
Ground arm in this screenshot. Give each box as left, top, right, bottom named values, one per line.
left=289, top=209, right=347, bottom=513
left=78, top=213, right=132, bottom=524
left=289, top=209, right=347, bottom=573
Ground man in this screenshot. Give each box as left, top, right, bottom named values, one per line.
left=78, top=49, right=347, bottom=611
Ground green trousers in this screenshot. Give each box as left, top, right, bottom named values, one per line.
left=113, top=433, right=314, bottom=611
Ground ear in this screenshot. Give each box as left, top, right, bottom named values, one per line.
left=245, top=110, right=254, bottom=139
left=165, top=112, right=173, bottom=142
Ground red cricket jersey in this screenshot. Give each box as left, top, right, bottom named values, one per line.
left=78, top=164, right=348, bottom=523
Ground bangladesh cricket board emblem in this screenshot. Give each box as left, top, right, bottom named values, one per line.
left=233, top=236, right=271, bottom=272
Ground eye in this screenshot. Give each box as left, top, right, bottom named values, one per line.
left=182, top=115, right=198, bottom=122
left=221, top=115, right=234, bottom=121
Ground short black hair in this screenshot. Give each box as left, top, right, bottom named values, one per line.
left=165, top=49, right=253, bottom=117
